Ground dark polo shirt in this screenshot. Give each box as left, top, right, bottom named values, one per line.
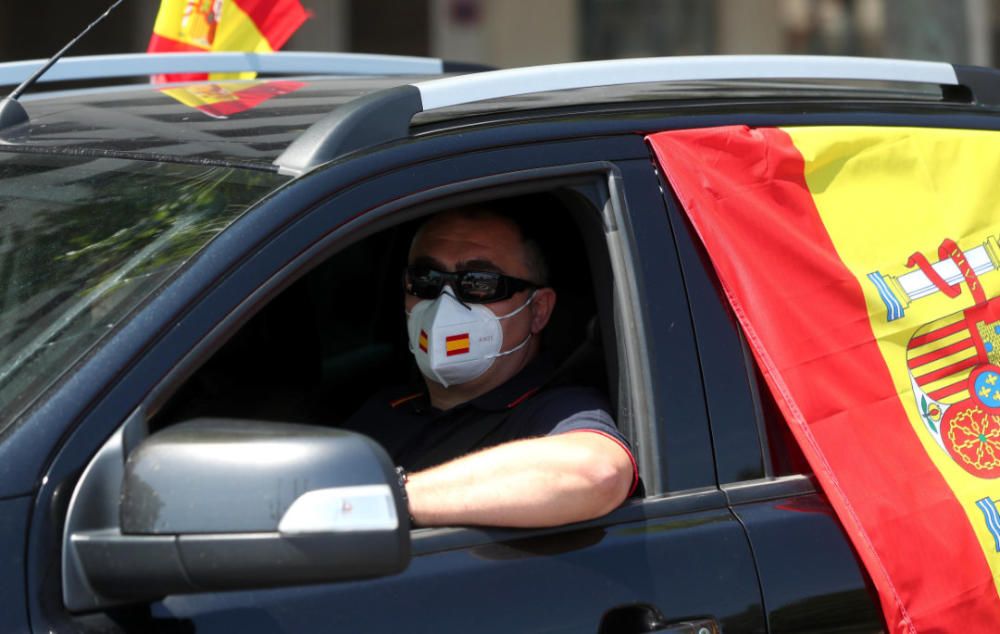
left=341, top=359, right=638, bottom=493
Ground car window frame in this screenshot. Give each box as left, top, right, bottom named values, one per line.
left=656, top=149, right=824, bottom=503
left=658, top=180, right=772, bottom=485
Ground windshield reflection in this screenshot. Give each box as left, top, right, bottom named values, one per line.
left=0, top=152, right=287, bottom=429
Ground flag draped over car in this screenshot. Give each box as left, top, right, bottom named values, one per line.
left=648, top=125, right=1000, bottom=632
left=147, top=0, right=309, bottom=83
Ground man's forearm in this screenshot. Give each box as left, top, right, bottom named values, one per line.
left=405, top=432, right=634, bottom=528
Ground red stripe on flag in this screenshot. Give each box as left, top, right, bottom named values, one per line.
left=445, top=334, right=467, bottom=343
left=147, top=32, right=208, bottom=53
left=914, top=356, right=979, bottom=386
left=233, top=0, right=310, bottom=49
left=928, top=380, right=970, bottom=401
left=193, top=80, right=305, bottom=117
left=648, top=125, right=1000, bottom=632
left=147, top=33, right=209, bottom=83
left=907, top=338, right=975, bottom=369
left=907, top=320, right=968, bottom=348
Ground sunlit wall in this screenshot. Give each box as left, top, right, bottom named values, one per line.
left=0, top=0, right=997, bottom=69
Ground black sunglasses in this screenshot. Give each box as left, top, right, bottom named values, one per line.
left=405, top=265, right=537, bottom=304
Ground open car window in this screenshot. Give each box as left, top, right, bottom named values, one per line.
left=150, top=189, right=620, bottom=473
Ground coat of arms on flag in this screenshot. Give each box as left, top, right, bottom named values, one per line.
left=870, top=236, right=1000, bottom=479
left=177, top=0, right=223, bottom=48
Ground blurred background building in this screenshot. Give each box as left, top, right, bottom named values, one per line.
left=0, top=0, right=997, bottom=68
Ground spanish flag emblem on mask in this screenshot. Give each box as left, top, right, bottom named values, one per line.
left=445, top=333, right=471, bottom=357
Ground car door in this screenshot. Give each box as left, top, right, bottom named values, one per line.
left=657, top=151, right=887, bottom=633
left=27, top=133, right=766, bottom=633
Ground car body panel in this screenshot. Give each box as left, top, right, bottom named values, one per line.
left=5, top=56, right=999, bottom=632
left=151, top=505, right=764, bottom=633
left=732, top=493, right=884, bottom=633
left=24, top=134, right=730, bottom=632
left=9, top=113, right=896, bottom=633
left=0, top=496, right=30, bottom=633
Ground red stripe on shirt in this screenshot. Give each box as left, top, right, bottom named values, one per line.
left=389, top=392, right=422, bottom=409
left=566, top=429, right=639, bottom=497
left=505, top=387, right=541, bottom=409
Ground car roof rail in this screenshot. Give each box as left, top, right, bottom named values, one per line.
left=275, top=54, right=1000, bottom=176
left=0, top=51, right=455, bottom=88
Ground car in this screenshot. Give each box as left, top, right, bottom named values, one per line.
left=3, top=51, right=997, bottom=633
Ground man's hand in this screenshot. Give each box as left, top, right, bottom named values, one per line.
left=404, top=432, right=635, bottom=528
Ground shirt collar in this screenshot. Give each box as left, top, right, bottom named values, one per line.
left=466, top=355, right=553, bottom=412
left=392, top=355, right=553, bottom=415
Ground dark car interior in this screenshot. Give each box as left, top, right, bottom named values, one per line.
left=151, top=187, right=619, bottom=439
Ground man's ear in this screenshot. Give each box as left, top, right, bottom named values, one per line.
left=529, top=288, right=557, bottom=334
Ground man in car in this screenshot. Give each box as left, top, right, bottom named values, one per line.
left=342, top=207, right=638, bottom=528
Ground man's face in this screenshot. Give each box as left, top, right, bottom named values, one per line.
left=406, top=212, right=551, bottom=393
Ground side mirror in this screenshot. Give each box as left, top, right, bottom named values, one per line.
left=63, top=418, right=409, bottom=612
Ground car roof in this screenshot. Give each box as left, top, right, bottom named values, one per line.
left=1, top=53, right=998, bottom=175
left=11, top=76, right=422, bottom=170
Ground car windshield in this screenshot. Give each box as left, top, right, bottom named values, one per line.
left=0, top=151, right=287, bottom=430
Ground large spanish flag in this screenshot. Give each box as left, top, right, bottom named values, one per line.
left=148, top=0, right=309, bottom=83
left=648, top=125, right=1000, bottom=632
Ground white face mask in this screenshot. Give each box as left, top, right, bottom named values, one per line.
left=406, top=289, right=535, bottom=388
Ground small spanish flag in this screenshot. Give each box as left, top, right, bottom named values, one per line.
left=148, top=0, right=310, bottom=83
left=418, top=330, right=429, bottom=353
left=445, top=333, right=470, bottom=356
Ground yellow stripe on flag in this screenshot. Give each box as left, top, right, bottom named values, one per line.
left=207, top=0, right=272, bottom=80
left=152, top=0, right=205, bottom=48
left=912, top=348, right=977, bottom=379
left=786, top=125, right=1000, bottom=597
left=159, top=80, right=260, bottom=109
left=908, top=330, right=972, bottom=363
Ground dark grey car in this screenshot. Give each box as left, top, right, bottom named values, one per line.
left=5, top=52, right=997, bottom=632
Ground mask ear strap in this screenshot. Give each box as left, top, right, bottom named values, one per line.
left=488, top=290, right=538, bottom=359
left=487, top=333, right=532, bottom=360
left=496, top=289, right=537, bottom=320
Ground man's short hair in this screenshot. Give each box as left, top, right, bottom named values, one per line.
left=416, top=205, right=550, bottom=286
